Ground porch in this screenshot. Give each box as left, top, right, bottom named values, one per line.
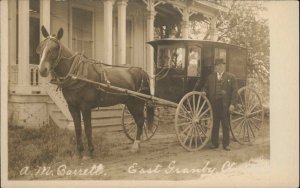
left=1, top=0, right=226, bottom=128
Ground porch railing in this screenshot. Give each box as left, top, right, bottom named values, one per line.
left=9, top=64, right=41, bottom=86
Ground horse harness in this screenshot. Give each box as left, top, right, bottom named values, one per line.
left=39, top=36, right=147, bottom=97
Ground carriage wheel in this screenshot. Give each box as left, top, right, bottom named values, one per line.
left=122, top=105, right=159, bottom=142
left=230, top=87, right=264, bottom=144
left=175, top=91, right=213, bottom=151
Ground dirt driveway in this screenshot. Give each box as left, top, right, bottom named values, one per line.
left=15, top=117, right=269, bottom=181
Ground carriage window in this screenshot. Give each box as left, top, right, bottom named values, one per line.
left=187, top=47, right=201, bottom=77
left=158, top=47, right=185, bottom=69
left=214, top=48, right=227, bottom=63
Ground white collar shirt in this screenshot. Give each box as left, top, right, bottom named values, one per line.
left=217, top=72, right=224, bottom=80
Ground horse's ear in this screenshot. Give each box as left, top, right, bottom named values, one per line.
left=57, top=28, right=64, bottom=40
left=41, top=25, right=49, bottom=38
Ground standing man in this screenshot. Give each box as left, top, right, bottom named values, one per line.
left=204, top=59, right=237, bottom=151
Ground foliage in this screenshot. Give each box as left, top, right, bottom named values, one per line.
left=190, top=1, right=270, bottom=106
left=216, top=1, right=270, bottom=84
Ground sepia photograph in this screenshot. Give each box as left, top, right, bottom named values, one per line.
left=1, top=0, right=298, bottom=187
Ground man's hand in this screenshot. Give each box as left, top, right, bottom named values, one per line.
left=229, top=105, right=235, bottom=112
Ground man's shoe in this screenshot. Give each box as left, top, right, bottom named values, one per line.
left=223, top=146, right=231, bottom=151
left=210, top=145, right=218, bottom=149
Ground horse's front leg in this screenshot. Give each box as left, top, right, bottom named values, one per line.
left=68, top=106, right=84, bottom=159
left=82, top=109, right=94, bottom=158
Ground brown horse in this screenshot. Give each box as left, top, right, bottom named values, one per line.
left=37, top=26, right=154, bottom=159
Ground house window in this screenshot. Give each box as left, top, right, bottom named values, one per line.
left=72, top=7, right=94, bottom=58
left=29, top=0, right=40, bottom=65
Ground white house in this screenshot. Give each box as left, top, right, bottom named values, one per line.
left=1, top=0, right=226, bottom=129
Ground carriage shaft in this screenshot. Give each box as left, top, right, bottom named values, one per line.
left=70, top=75, right=178, bottom=108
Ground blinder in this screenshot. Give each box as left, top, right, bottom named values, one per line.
left=37, top=36, right=62, bottom=71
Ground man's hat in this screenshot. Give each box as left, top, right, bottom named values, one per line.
left=214, top=59, right=225, bottom=65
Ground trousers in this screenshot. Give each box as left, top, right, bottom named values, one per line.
left=211, top=98, right=230, bottom=147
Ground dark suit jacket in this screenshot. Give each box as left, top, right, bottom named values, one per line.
left=204, top=72, right=237, bottom=109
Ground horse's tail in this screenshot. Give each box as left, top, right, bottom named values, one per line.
left=140, top=70, right=154, bottom=129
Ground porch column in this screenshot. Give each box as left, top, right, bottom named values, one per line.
left=40, top=0, right=51, bottom=40
left=209, top=16, right=217, bottom=41
left=146, top=9, right=156, bottom=95
left=181, top=9, right=190, bottom=39
left=8, top=0, right=17, bottom=66
left=1, top=0, right=9, bottom=101
left=117, top=0, right=128, bottom=65
left=103, top=0, right=115, bottom=65
left=17, top=0, right=30, bottom=92
left=40, top=0, right=51, bottom=88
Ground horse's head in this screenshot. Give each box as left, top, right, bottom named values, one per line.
left=36, top=26, right=64, bottom=77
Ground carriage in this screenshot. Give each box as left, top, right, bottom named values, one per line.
left=38, top=27, right=264, bottom=153
left=121, top=39, right=264, bottom=151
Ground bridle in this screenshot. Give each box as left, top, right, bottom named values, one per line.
left=39, top=36, right=63, bottom=72
left=38, top=36, right=87, bottom=89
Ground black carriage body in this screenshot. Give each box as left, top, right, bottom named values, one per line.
left=148, top=39, right=247, bottom=103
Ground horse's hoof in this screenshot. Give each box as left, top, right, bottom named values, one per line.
left=130, top=148, right=139, bottom=153
left=82, top=155, right=92, bottom=161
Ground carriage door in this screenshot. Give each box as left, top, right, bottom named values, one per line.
left=72, top=7, right=94, bottom=58
left=155, top=45, right=186, bottom=102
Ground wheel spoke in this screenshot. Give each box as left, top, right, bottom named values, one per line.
left=237, top=119, right=245, bottom=137
left=231, top=116, right=244, bottom=124
left=231, top=110, right=244, bottom=116
left=246, top=120, right=250, bottom=142
left=248, top=120, right=256, bottom=138
left=195, top=95, right=202, bottom=113
left=128, top=124, right=136, bottom=134
left=238, top=92, right=246, bottom=109
left=183, top=126, right=193, bottom=144
left=194, top=128, right=198, bottom=148
left=198, top=108, right=210, bottom=120
left=252, top=116, right=263, bottom=123
left=192, top=95, right=196, bottom=114
left=176, top=121, right=192, bottom=127
left=248, top=118, right=260, bottom=130
left=125, top=119, right=135, bottom=126
left=248, top=97, right=259, bottom=113
left=180, top=123, right=193, bottom=135
left=178, top=113, right=192, bottom=121
left=196, top=100, right=207, bottom=117
left=236, top=103, right=245, bottom=113
left=195, top=125, right=204, bottom=144
left=248, top=110, right=263, bottom=117
left=181, top=105, right=193, bottom=119
left=197, top=123, right=208, bottom=138
left=242, top=120, right=246, bottom=142
left=187, top=97, right=193, bottom=114
left=189, top=127, right=194, bottom=148
left=232, top=118, right=245, bottom=131
left=245, top=89, right=251, bottom=112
